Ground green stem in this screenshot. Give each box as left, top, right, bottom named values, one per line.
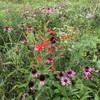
left=8, top=31, right=12, bottom=48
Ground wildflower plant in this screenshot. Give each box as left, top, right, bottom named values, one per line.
left=0, top=0, right=100, bottom=100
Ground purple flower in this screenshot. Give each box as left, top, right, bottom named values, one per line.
left=33, top=13, right=36, bottom=16
left=83, top=69, right=90, bottom=75
left=47, top=8, right=52, bottom=12
left=74, top=60, right=79, bottom=64
left=31, top=69, right=38, bottom=77
left=39, top=74, right=45, bottom=85
left=60, top=4, right=64, bottom=8
left=4, top=26, right=13, bottom=32
left=92, top=68, right=99, bottom=73
left=87, top=14, right=95, bottom=18
left=14, top=50, right=20, bottom=54
left=22, top=40, right=29, bottom=44
left=34, top=47, right=39, bottom=51
left=42, top=8, right=45, bottom=11
left=28, top=16, right=31, bottom=19
left=22, top=93, right=29, bottom=99
left=25, top=10, right=29, bottom=13
left=56, top=72, right=65, bottom=79
left=26, top=25, right=34, bottom=30
left=83, top=65, right=92, bottom=75
left=85, top=73, right=93, bottom=80
left=45, top=58, right=54, bottom=64
left=61, top=77, right=71, bottom=86
left=54, top=7, right=58, bottom=11
left=66, top=70, right=75, bottom=78
left=28, top=81, right=35, bottom=90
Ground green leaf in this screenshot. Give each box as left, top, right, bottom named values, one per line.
left=3, top=62, right=14, bottom=65
left=94, top=94, right=99, bottom=100
left=68, top=89, right=79, bottom=96
left=54, top=89, right=60, bottom=93
left=6, top=70, right=16, bottom=79
left=9, top=85, right=19, bottom=93
left=38, top=84, right=42, bottom=91
left=53, top=96, right=60, bottom=100
left=24, top=96, right=33, bottom=100
left=18, top=83, right=27, bottom=88
left=18, top=92, right=23, bottom=100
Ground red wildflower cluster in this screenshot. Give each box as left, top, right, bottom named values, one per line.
left=36, top=28, right=43, bottom=33
left=50, top=63, right=54, bottom=72
left=36, top=56, right=41, bottom=62
left=67, top=32, right=69, bottom=38
left=48, top=28, right=55, bottom=35
left=48, top=47, right=54, bottom=54
left=34, top=40, right=49, bottom=53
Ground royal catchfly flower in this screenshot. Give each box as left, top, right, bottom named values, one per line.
left=66, top=70, right=76, bottom=78
left=34, top=44, right=43, bottom=53
left=36, top=56, right=41, bottom=62
left=32, top=63, right=35, bottom=68
left=48, top=28, right=55, bottom=35
left=48, top=47, right=54, bottom=54
left=50, top=37, right=56, bottom=43
left=22, top=93, right=29, bottom=99
left=50, top=63, right=54, bottom=73
left=50, top=37, right=56, bottom=47
left=61, top=77, right=71, bottom=86
left=31, top=69, right=38, bottom=77
left=28, top=81, right=35, bottom=90
left=34, top=41, right=49, bottom=53
left=45, top=57, right=54, bottom=64
left=39, top=74, right=45, bottom=85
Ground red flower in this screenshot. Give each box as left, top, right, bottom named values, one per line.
left=59, top=46, right=62, bottom=49
left=36, top=57, right=41, bottom=62
left=50, top=64, right=54, bottom=73
left=48, top=28, right=55, bottom=35
left=45, top=37, right=50, bottom=42
left=34, top=44, right=42, bottom=53
left=62, top=56, right=66, bottom=58
left=32, top=63, right=35, bottom=68
left=49, top=19, right=51, bottom=21
left=42, top=41, right=49, bottom=48
left=61, top=50, right=65, bottom=55
left=48, top=47, right=54, bottom=54
left=36, top=28, right=43, bottom=33
left=51, top=68, right=54, bottom=72
left=48, top=50, right=53, bottom=54
left=50, top=37, right=56, bottom=43
left=61, top=37, right=65, bottom=40
left=67, top=32, right=69, bottom=38
left=45, top=58, right=54, bottom=63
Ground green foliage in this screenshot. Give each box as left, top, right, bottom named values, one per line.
left=0, top=0, right=100, bottom=100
